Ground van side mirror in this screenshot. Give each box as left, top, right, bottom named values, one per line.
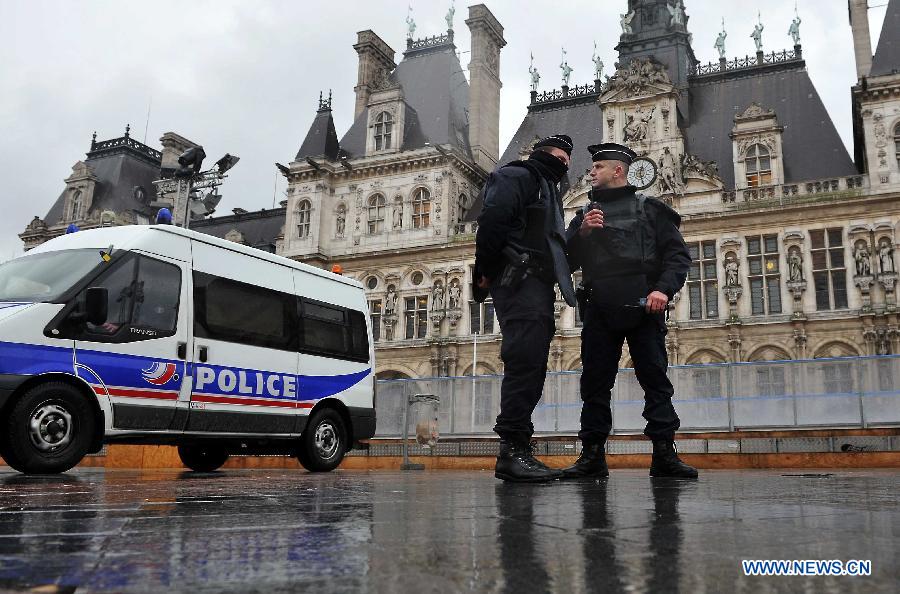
left=85, top=287, right=108, bottom=325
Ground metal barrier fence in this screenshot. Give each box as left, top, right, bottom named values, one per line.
left=373, top=355, right=900, bottom=438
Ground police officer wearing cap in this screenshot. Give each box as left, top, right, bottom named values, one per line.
left=474, top=134, right=577, bottom=482
left=562, top=142, right=698, bottom=479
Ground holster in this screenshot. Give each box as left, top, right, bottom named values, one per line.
left=575, top=282, right=591, bottom=321
left=498, top=245, right=533, bottom=289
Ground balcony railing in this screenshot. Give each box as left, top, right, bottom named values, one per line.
left=721, top=175, right=867, bottom=207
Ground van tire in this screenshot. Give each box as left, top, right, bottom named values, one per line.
left=297, top=408, right=347, bottom=472
left=1, top=382, right=95, bottom=474
left=177, top=444, right=228, bottom=472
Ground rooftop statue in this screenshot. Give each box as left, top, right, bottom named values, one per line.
left=620, top=10, right=635, bottom=35
left=715, top=20, right=727, bottom=59
left=751, top=14, right=764, bottom=52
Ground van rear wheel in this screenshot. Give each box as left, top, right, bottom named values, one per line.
left=1, top=382, right=95, bottom=474
left=177, top=444, right=228, bottom=472
left=297, top=408, right=347, bottom=472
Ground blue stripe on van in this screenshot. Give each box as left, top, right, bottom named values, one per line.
left=0, top=341, right=369, bottom=404
left=0, top=340, right=74, bottom=375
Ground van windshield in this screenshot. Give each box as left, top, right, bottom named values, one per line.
left=0, top=249, right=108, bottom=302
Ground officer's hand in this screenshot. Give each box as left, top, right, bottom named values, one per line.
left=578, top=209, right=604, bottom=237
left=645, top=290, right=668, bottom=314
left=477, top=275, right=491, bottom=289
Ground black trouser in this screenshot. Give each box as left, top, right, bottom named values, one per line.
left=490, top=276, right=556, bottom=439
left=579, top=303, right=680, bottom=443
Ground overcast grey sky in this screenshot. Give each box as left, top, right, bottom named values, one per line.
left=0, top=1, right=889, bottom=262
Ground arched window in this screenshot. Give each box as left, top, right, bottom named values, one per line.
left=374, top=111, right=393, bottom=151
left=412, top=187, right=431, bottom=229
left=368, top=194, right=386, bottom=234
left=744, top=144, right=772, bottom=187
left=296, top=200, right=311, bottom=238
left=894, top=122, right=900, bottom=169
left=458, top=193, right=469, bottom=221
left=69, top=190, right=83, bottom=221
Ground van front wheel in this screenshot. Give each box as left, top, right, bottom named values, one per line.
left=1, top=382, right=96, bottom=474
left=177, top=444, right=228, bottom=472
left=297, top=408, right=347, bottom=472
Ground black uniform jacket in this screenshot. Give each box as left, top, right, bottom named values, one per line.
left=565, top=191, right=690, bottom=300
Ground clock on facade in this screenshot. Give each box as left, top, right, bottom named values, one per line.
left=626, top=157, right=658, bottom=190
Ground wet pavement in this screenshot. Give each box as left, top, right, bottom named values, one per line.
left=0, top=468, right=897, bottom=593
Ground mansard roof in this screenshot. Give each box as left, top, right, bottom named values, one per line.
left=494, top=55, right=856, bottom=196
left=43, top=131, right=161, bottom=226
left=686, top=64, right=857, bottom=187
left=295, top=95, right=341, bottom=161
left=340, top=38, right=471, bottom=158
left=870, top=0, right=900, bottom=77
left=190, top=207, right=286, bottom=253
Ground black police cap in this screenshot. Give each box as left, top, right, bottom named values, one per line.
left=587, top=142, right=637, bottom=164
left=533, top=134, right=574, bottom=156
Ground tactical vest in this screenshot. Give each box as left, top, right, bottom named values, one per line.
left=581, top=193, right=659, bottom=282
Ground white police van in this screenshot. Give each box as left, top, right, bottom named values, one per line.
left=0, top=225, right=375, bottom=474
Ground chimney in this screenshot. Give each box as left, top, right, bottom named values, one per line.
left=352, top=30, right=396, bottom=119
left=466, top=5, right=506, bottom=172
left=848, top=0, right=873, bottom=79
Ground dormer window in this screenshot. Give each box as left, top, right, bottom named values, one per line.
left=69, top=190, right=83, bottom=221
left=296, top=200, right=311, bottom=238
left=368, top=193, right=386, bottom=233
left=374, top=111, right=393, bottom=151
left=412, top=188, right=431, bottom=228
left=744, top=144, right=772, bottom=187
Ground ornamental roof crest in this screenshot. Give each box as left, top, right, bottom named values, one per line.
left=602, top=57, right=673, bottom=100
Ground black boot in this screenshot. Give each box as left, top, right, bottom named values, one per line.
left=495, top=436, right=562, bottom=483
left=561, top=440, right=609, bottom=479
left=650, top=440, right=699, bottom=479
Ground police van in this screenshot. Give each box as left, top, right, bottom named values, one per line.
left=0, top=225, right=375, bottom=474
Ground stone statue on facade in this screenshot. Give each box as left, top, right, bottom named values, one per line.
left=623, top=105, right=655, bottom=142
left=528, top=53, right=540, bottom=91
left=659, top=147, right=684, bottom=196
left=854, top=243, right=872, bottom=276
left=592, top=42, right=603, bottom=80
left=559, top=48, right=573, bottom=87
left=715, top=21, right=727, bottom=59
left=725, top=257, right=740, bottom=287
left=335, top=204, right=346, bottom=237
left=788, top=249, right=803, bottom=282
left=385, top=285, right=398, bottom=314
left=667, top=0, right=686, bottom=27
left=788, top=11, right=801, bottom=46
left=445, top=0, right=455, bottom=31
left=620, top=10, right=635, bottom=35
left=432, top=283, right=445, bottom=311
left=448, top=279, right=461, bottom=310
left=392, top=200, right=402, bottom=229
left=751, top=16, right=764, bottom=52
left=879, top=241, right=895, bottom=274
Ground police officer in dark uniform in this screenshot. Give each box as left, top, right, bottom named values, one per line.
left=562, top=142, right=698, bottom=479
left=474, top=134, right=577, bottom=482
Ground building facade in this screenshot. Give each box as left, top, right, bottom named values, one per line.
left=20, top=1, right=900, bottom=382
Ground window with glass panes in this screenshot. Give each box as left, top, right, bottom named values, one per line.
left=810, top=228, right=848, bottom=310
left=822, top=362, right=853, bottom=393
left=412, top=188, right=431, bottom=228
left=469, top=299, right=496, bottom=334
left=404, top=295, right=428, bottom=339
left=369, top=299, right=382, bottom=342
left=756, top=366, right=786, bottom=395
left=692, top=368, right=722, bottom=398
left=367, top=194, right=385, bottom=234
left=744, top=144, right=772, bottom=187
left=746, top=234, right=781, bottom=315
left=686, top=241, right=718, bottom=319
left=374, top=111, right=393, bottom=151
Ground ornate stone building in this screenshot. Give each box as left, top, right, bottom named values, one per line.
left=20, top=0, right=900, bottom=381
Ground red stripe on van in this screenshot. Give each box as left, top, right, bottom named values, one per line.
left=192, top=394, right=297, bottom=408
left=94, top=386, right=179, bottom=400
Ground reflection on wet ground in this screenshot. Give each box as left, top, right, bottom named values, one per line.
left=0, top=468, right=897, bottom=592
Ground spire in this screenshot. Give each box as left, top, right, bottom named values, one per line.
left=295, top=94, right=340, bottom=161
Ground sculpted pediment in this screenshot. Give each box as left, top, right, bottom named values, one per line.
left=600, top=57, right=676, bottom=103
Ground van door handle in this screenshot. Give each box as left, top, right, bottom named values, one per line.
left=176, top=342, right=187, bottom=359
left=198, top=345, right=208, bottom=363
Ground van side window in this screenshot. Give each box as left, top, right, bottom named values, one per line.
left=193, top=272, right=297, bottom=351
left=299, top=298, right=370, bottom=362
left=63, top=254, right=181, bottom=343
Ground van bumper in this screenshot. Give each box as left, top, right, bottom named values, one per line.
left=347, top=406, right=376, bottom=441
left=0, top=374, right=29, bottom=409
